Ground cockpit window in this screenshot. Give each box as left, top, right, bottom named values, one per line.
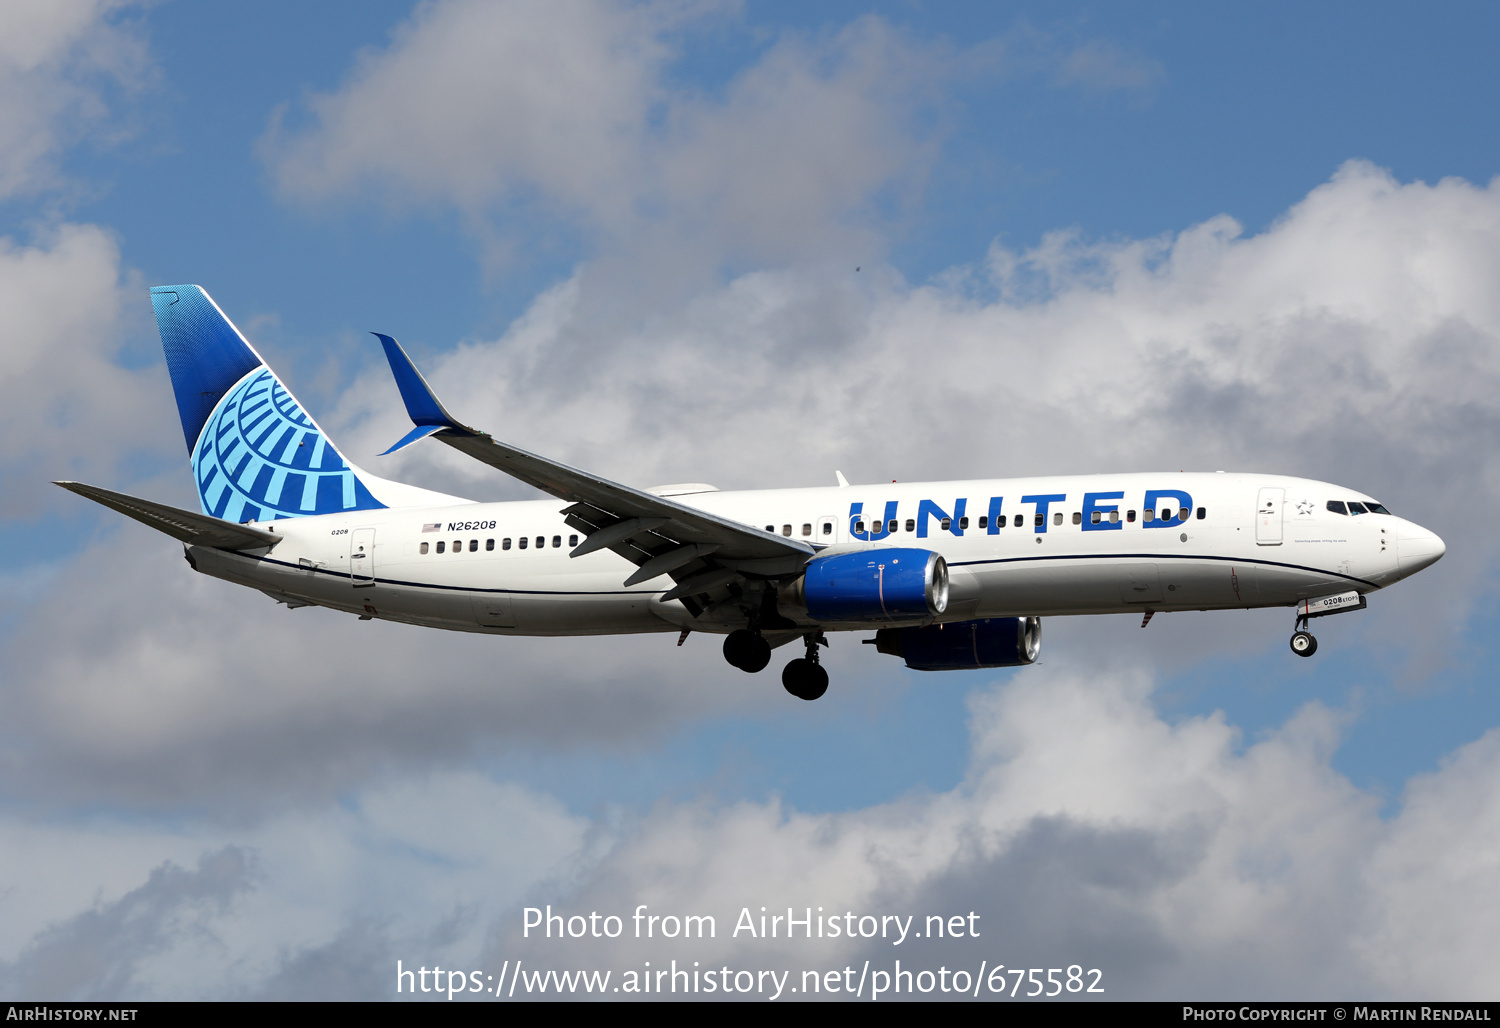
left=1367, top=502, right=1392, bottom=515
left=1347, top=501, right=1369, bottom=515
left=1326, top=500, right=1347, bottom=515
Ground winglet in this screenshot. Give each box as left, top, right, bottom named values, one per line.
left=373, top=333, right=477, bottom=454
left=381, top=423, right=446, bottom=455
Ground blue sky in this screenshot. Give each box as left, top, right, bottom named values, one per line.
left=2, top=0, right=1499, bottom=1000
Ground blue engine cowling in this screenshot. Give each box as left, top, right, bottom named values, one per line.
left=797, top=548, right=949, bottom=622
left=873, top=617, right=1041, bottom=670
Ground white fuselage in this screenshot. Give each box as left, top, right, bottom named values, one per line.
left=187, top=472, right=1445, bottom=636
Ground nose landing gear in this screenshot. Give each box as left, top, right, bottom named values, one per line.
left=782, top=632, right=829, bottom=701
left=1290, top=615, right=1318, bottom=658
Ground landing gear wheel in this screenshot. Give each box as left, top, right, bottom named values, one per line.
left=723, top=629, right=771, bottom=673
left=1290, top=630, right=1318, bottom=657
left=782, top=658, right=829, bottom=701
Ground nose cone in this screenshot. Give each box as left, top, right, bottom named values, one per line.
left=1397, top=522, right=1446, bottom=576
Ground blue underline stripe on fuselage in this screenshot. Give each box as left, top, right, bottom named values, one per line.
left=947, top=551, right=1381, bottom=590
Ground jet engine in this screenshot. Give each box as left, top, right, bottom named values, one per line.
left=780, top=548, right=948, bottom=622
left=871, top=616, right=1041, bottom=670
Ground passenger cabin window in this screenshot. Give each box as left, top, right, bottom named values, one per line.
left=453, top=539, right=461, bottom=552
left=536, top=536, right=546, bottom=548
left=1053, top=511, right=1063, bottom=526
left=1072, top=512, right=1082, bottom=525
left=436, top=541, right=445, bottom=553
left=469, top=539, right=478, bottom=552
left=1143, top=509, right=1154, bottom=522
left=519, top=537, right=528, bottom=549
left=1014, top=514, right=1023, bottom=528
left=569, top=534, right=579, bottom=546
left=978, top=515, right=988, bottom=529
left=905, top=519, right=915, bottom=532
left=420, top=542, right=429, bottom=554
left=503, top=538, right=512, bottom=550
left=801, top=523, right=812, bottom=537
left=552, top=535, right=562, bottom=548
left=959, top=516, right=969, bottom=529
left=782, top=525, right=792, bottom=537
left=873, top=520, right=883, bottom=533
left=1127, top=510, right=1136, bottom=522
left=1110, top=510, right=1120, bottom=523
left=854, top=520, right=866, bottom=533
left=765, top=525, right=774, bottom=532
left=940, top=517, right=951, bottom=530
left=822, top=522, right=832, bottom=536
left=1178, top=507, right=1189, bottom=522
left=1196, top=507, right=1206, bottom=520
left=486, top=538, right=494, bottom=551
left=1090, top=511, right=1101, bottom=524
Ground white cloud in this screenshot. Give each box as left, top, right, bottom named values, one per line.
left=0, top=0, right=164, bottom=517
left=0, top=524, right=787, bottom=808
left=1356, top=731, right=1500, bottom=995
left=264, top=0, right=671, bottom=217
left=1052, top=38, right=1164, bottom=94
left=262, top=1, right=953, bottom=277
left=262, top=4, right=1176, bottom=290
left=0, top=0, right=151, bottom=201
left=0, top=772, right=586, bottom=999
left=470, top=670, right=1496, bottom=999
left=4, top=669, right=1496, bottom=998
left=0, top=222, right=169, bottom=518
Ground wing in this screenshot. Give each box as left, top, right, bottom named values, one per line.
left=373, top=334, right=814, bottom=613
left=55, top=481, right=281, bottom=551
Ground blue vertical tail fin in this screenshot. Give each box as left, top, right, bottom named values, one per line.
left=151, top=285, right=388, bottom=522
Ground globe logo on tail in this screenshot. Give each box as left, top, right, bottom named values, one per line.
left=192, top=367, right=383, bottom=521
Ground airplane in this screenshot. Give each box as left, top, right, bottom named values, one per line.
left=57, top=285, right=1447, bottom=701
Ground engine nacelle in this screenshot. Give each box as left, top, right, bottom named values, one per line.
left=788, top=548, right=949, bottom=623
left=873, top=616, right=1041, bottom=671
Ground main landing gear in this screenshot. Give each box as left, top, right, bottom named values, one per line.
left=1290, top=615, right=1318, bottom=658
left=723, top=628, right=771, bottom=673
left=721, top=628, right=830, bottom=700
left=782, top=633, right=829, bottom=702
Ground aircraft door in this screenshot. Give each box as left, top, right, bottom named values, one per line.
left=471, top=593, right=517, bottom=628
left=349, top=528, right=376, bottom=586
left=817, top=514, right=839, bottom=545
left=1256, top=488, right=1285, bottom=545
left=1118, top=563, right=1163, bottom=604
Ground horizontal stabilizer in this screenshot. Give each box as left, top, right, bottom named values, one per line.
left=55, top=481, right=281, bottom=551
